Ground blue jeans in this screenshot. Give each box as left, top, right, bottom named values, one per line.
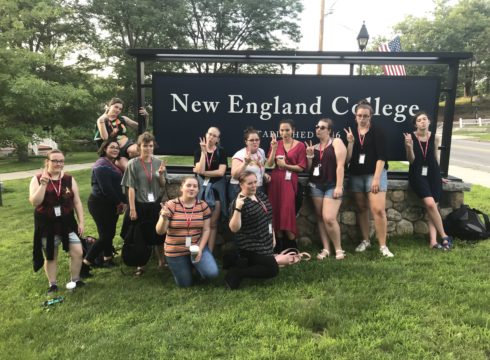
left=165, top=246, right=219, bottom=288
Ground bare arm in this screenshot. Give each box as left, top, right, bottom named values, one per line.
left=72, top=177, right=85, bottom=235
left=97, top=114, right=110, bottom=140
left=29, top=175, right=47, bottom=207
left=128, top=187, right=137, bottom=220
left=229, top=196, right=245, bottom=233
left=231, top=158, right=248, bottom=180
left=123, top=107, right=149, bottom=130
left=404, top=133, right=415, bottom=164
left=333, top=139, right=347, bottom=198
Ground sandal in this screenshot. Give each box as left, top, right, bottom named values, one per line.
left=335, top=250, right=346, bottom=260
left=134, top=267, right=145, bottom=276
left=431, top=243, right=444, bottom=250
left=316, top=249, right=330, bottom=260
left=441, top=236, right=453, bottom=250
left=299, top=252, right=312, bottom=262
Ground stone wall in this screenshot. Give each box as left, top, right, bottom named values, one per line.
left=165, top=174, right=471, bottom=247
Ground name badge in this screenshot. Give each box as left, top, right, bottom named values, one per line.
left=313, top=166, right=320, bottom=177
left=421, top=166, right=428, bottom=176
left=203, top=177, right=210, bottom=186
left=147, top=192, right=155, bottom=202
left=185, top=236, right=192, bottom=247
left=54, top=206, right=61, bottom=217
left=308, top=182, right=316, bottom=189
left=268, top=223, right=273, bottom=234
left=359, top=154, right=366, bottom=164
left=285, top=171, right=292, bottom=181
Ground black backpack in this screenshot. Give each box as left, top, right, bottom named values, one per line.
left=443, top=205, right=490, bottom=241
left=121, top=220, right=152, bottom=267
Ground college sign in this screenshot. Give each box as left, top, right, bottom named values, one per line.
left=152, top=74, right=440, bottom=159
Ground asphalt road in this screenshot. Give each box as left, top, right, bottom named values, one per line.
left=449, top=138, right=490, bottom=173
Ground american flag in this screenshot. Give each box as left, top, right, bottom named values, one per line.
left=378, top=36, right=406, bottom=76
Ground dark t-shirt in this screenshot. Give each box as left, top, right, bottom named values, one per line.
left=348, top=124, right=388, bottom=176
left=193, top=147, right=228, bottom=184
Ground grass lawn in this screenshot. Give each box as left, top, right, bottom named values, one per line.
left=453, top=126, right=490, bottom=142
left=0, top=170, right=489, bottom=359
left=0, top=152, right=98, bottom=173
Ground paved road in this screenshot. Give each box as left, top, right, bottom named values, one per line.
left=450, top=138, right=490, bottom=173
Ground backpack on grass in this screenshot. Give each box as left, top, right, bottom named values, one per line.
left=443, top=205, right=490, bottom=241
left=121, top=220, right=152, bottom=267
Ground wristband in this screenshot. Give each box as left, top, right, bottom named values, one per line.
left=234, top=208, right=242, bottom=212
left=306, top=155, right=314, bottom=159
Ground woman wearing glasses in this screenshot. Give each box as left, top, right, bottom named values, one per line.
left=229, top=127, right=270, bottom=202
left=305, top=119, right=347, bottom=260
left=29, top=150, right=85, bottom=294
left=266, top=119, right=306, bottom=251
left=83, top=139, right=126, bottom=269
left=193, top=127, right=228, bottom=252
left=344, top=100, right=394, bottom=257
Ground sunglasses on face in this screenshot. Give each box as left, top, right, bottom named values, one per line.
left=315, top=125, right=328, bottom=130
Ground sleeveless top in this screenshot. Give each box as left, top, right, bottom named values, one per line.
left=309, top=141, right=337, bottom=184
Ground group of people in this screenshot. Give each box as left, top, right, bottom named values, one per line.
left=29, top=98, right=453, bottom=294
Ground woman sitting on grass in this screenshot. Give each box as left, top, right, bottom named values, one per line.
left=29, top=150, right=86, bottom=294
left=156, top=177, right=219, bottom=287
left=226, top=171, right=279, bottom=290
left=404, top=111, right=453, bottom=250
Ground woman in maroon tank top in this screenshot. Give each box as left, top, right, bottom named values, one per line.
left=305, top=118, right=347, bottom=260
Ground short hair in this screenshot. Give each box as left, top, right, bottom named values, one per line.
left=137, top=131, right=155, bottom=147
left=243, top=127, right=259, bottom=143
left=354, top=99, right=373, bottom=116
left=97, top=138, right=119, bottom=157
left=318, top=118, right=334, bottom=136
left=108, top=97, right=124, bottom=107
left=412, top=111, right=431, bottom=126
left=238, top=170, right=257, bottom=184
left=44, top=149, right=64, bottom=168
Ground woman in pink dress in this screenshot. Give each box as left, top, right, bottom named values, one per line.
left=266, top=119, right=306, bottom=251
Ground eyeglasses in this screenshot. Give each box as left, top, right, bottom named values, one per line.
left=49, top=160, right=65, bottom=165
left=356, top=114, right=371, bottom=119
left=247, top=138, right=260, bottom=142
left=107, top=146, right=120, bottom=150
left=315, top=125, right=327, bottom=130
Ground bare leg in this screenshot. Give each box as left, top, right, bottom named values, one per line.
left=427, top=216, right=438, bottom=247
left=44, top=248, right=58, bottom=284
left=353, top=192, right=370, bottom=241
left=127, top=144, right=139, bottom=158
left=368, top=191, right=387, bottom=247
left=322, top=198, right=343, bottom=253
left=69, top=243, right=83, bottom=280
left=423, top=198, right=448, bottom=239
left=208, top=201, right=221, bottom=252
left=311, top=196, right=330, bottom=253
left=154, top=245, right=165, bottom=268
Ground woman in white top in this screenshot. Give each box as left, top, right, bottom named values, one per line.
left=228, top=127, right=270, bottom=202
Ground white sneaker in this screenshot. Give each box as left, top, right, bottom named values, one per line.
left=380, top=246, right=394, bottom=257
left=355, top=240, right=371, bottom=252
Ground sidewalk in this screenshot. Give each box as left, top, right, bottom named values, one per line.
left=0, top=162, right=95, bottom=182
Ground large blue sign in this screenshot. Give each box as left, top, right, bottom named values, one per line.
left=152, top=74, right=440, bottom=159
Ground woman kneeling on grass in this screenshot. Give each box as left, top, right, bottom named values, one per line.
left=226, top=171, right=279, bottom=290
left=29, top=150, right=85, bottom=294
left=156, top=177, right=219, bottom=287
left=404, top=111, right=453, bottom=250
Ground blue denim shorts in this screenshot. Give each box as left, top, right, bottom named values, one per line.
left=42, top=232, right=81, bottom=248
left=309, top=182, right=337, bottom=199
left=349, top=169, right=388, bottom=193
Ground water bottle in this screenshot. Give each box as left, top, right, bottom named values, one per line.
left=43, top=296, right=64, bottom=307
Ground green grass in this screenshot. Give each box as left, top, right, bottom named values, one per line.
left=0, top=171, right=489, bottom=359
left=0, top=152, right=98, bottom=173
left=453, top=126, right=490, bottom=142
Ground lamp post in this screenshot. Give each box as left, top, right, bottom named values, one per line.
left=356, top=21, right=369, bottom=75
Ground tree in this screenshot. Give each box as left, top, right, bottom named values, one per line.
left=394, top=0, right=490, bottom=97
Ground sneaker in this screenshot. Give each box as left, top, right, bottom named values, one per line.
left=355, top=240, right=371, bottom=252
left=75, top=280, right=86, bottom=288
left=380, top=246, right=394, bottom=257
left=47, top=284, right=58, bottom=295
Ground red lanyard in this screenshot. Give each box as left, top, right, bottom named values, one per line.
left=318, top=139, right=331, bottom=163
left=180, top=199, right=197, bottom=232
left=416, top=132, right=431, bottom=160
left=205, top=150, right=214, bottom=170
left=358, top=129, right=367, bottom=149
left=257, top=198, right=268, bottom=214
left=48, top=176, right=63, bottom=200
left=139, top=158, right=153, bottom=184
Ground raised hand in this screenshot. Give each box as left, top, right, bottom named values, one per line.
left=199, top=136, right=207, bottom=153
left=158, top=160, right=167, bottom=176
left=403, top=133, right=413, bottom=148
left=235, top=194, right=246, bottom=210
left=39, top=169, right=50, bottom=186
left=304, top=140, right=315, bottom=157
left=244, top=149, right=252, bottom=165
left=344, top=127, right=354, bottom=144
left=139, top=107, right=149, bottom=118
left=160, top=201, right=172, bottom=218
left=270, top=132, right=278, bottom=150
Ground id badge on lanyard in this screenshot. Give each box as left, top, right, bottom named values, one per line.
left=359, top=154, right=366, bottom=164
left=421, top=166, right=428, bottom=176
left=147, top=192, right=155, bottom=202
left=54, top=206, right=62, bottom=217
left=285, top=171, right=292, bottom=181
left=313, top=165, right=320, bottom=177
left=185, top=236, right=192, bottom=247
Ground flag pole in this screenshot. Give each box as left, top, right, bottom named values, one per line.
left=317, top=0, right=325, bottom=75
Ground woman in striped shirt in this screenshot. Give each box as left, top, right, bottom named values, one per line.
left=156, top=177, right=219, bottom=287
left=226, top=171, right=279, bottom=290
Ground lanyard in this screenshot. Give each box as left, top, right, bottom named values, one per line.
left=256, top=197, right=268, bottom=214
left=139, top=158, right=153, bottom=185
left=180, top=199, right=197, bottom=233
left=318, top=139, right=331, bottom=163
left=416, top=132, right=431, bottom=160
left=48, top=175, right=63, bottom=200
left=357, top=129, right=368, bottom=149
left=205, top=150, right=215, bottom=170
